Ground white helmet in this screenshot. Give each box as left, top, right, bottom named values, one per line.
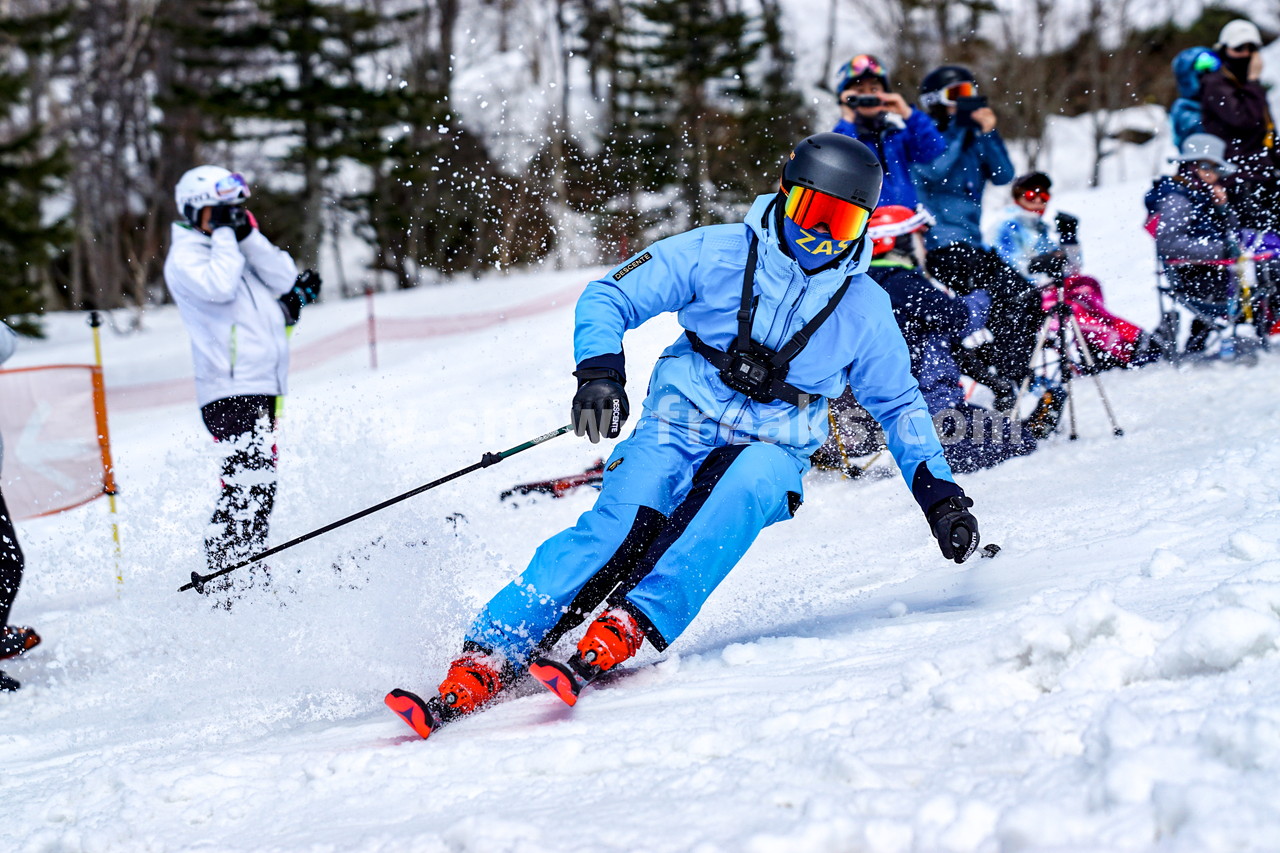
left=174, top=165, right=251, bottom=225
left=1218, top=19, right=1263, bottom=50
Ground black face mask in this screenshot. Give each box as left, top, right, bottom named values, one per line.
left=1225, top=53, right=1252, bottom=80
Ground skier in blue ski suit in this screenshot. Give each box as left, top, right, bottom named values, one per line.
left=385, top=134, right=981, bottom=739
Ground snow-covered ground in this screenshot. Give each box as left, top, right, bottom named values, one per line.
left=4, top=175, right=1280, bottom=852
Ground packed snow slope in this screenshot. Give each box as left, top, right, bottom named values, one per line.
left=4, top=180, right=1280, bottom=853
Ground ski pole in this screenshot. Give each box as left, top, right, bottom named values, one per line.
left=180, top=424, right=573, bottom=594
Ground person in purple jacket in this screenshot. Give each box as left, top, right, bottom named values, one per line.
left=830, top=54, right=945, bottom=210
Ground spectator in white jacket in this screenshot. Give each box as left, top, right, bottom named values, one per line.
left=164, top=166, right=319, bottom=601
left=1, top=320, right=41, bottom=690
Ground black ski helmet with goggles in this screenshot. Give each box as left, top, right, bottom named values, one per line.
left=919, top=66, right=977, bottom=106
left=919, top=65, right=978, bottom=124
left=779, top=132, right=882, bottom=243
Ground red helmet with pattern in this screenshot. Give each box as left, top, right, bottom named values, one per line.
left=867, top=205, right=935, bottom=256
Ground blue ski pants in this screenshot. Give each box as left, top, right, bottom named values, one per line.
left=465, top=414, right=806, bottom=664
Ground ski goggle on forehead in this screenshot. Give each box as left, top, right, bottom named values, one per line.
left=784, top=185, right=872, bottom=242
left=215, top=172, right=251, bottom=202
left=845, top=54, right=885, bottom=78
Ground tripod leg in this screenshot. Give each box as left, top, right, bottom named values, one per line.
left=1064, top=367, right=1078, bottom=440
left=1015, top=318, right=1054, bottom=419
left=1067, top=312, right=1125, bottom=437
left=1052, top=302, right=1079, bottom=440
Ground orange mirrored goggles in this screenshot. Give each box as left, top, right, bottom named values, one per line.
left=942, top=81, right=977, bottom=103
left=783, top=186, right=872, bottom=242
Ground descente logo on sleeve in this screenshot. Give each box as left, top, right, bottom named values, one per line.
left=612, top=252, right=652, bottom=281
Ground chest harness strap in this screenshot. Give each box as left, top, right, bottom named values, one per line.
left=685, top=234, right=854, bottom=406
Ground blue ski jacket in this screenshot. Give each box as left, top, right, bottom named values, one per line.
left=912, top=124, right=1015, bottom=249
left=989, top=205, right=1061, bottom=280
left=574, top=193, right=961, bottom=511
left=833, top=110, right=946, bottom=210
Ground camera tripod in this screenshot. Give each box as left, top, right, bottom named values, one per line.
left=1015, top=277, right=1124, bottom=440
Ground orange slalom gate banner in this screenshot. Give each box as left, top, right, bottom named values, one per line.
left=0, top=364, right=117, bottom=521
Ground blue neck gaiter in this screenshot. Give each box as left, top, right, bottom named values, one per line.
left=782, top=216, right=854, bottom=273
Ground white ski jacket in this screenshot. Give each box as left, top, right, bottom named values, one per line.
left=164, top=223, right=299, bottom=408
left=1, top=320, right=17, bottom=470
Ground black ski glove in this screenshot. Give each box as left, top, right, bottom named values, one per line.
left=572, top=367, right=629, bottom=444
left=207, top=204, right=250, bottom=238
left=279, top=290, right=302, bottom=326
left=294, top=269, right=322, bottom=304
left=1055, top=212, right=1080, bottom=246
left=926, top=495, right=980, bottom=563
left=278, top=270, right=322, bottom=327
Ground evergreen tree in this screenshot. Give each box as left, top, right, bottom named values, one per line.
left=346, top=3, right=554, bottom=286
left=590, top=0, right=770, bottom=249
left=0, top=7, right=72, bottom=335
left=635, top=0, right=761, bottom=226
left=168, top=0, right=403, bottom=270
left=724, top=0, right=812, bottom=202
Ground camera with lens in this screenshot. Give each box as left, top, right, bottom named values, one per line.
left=207, top=204, right=248, bottom=230
left=954, top=95, right=989, bottom=129
left=844, top=94, right=885, bottom=109
left=720, top=341, right=780, bottom=404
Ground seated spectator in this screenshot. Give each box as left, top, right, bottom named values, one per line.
left=1200, top=18, right=1280, bottom=232
left=831, top=54, right=945, bottom=209
left=993, top=173, right=1162, bottom=368
left=819, top=205, right=1064, bottom=475
left=990, top=172, right=1074, bottom=280
left=1144, top=133, right=1240, bottom=353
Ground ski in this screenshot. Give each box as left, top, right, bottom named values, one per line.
left=529, top=655, right=599, bottom=707
left=384, top=688, right=457, bottom=740
left=500, top=459, right=605, bottom=501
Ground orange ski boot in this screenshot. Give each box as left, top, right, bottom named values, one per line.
left=530, top=607, right=644, bottom=706
left=385, top=650, right=505, bottom=740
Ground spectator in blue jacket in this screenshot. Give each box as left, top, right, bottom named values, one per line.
left=990, top=171, right=1069, bottom=280
left=911, top=65, right=1037, bottom=405
left=831, top=54, right=945, bottom=210
left=913, top=66, right=1015, bottom=251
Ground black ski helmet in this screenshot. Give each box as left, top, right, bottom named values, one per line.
left=919, top=65, right=976, bottom=99
left=919, top=65, right=977, bottom=124
left=781, top=132, right=883, bottom=212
